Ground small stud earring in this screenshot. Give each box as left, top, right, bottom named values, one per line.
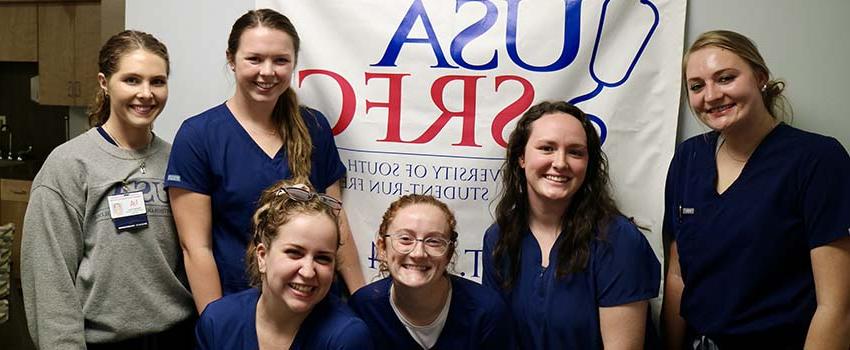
left=761, top=84, right=767, bottom=92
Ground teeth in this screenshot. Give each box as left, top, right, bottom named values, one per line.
left=403, top=264, right=429, bottom=271
left=289, top=283, right=314, bottom=293
left=708, top=104, right=733, bottom=113
left=545, top=175, right=568, bottom=182
left=132, top=106, right=153, bottom=114
left=255, top=82, right=277, bottom=89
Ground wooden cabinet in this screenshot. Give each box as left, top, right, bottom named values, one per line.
left=0, top=4, right=38, bottom=62
left=0, top=179, right=31, bottom=280
left=37, top=2, right=100, bottom=106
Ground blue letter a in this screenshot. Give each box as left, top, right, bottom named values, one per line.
left=372, top=0, right=457, bottom=68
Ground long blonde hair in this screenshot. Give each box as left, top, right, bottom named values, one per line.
left=227, top=9, right=314, bottom=179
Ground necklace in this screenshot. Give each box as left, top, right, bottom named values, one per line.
left=102, top=125, right=153, bottom=174
left=241, top=120, right=279, bottom=137
left=248, top=125, right=279, bottom=136
left=716, top=137, right=749, bottom=163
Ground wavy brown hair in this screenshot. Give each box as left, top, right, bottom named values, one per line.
left=245, top=179, right=340, bottom=288
left=227, top=8, right=314, bottom=180
left=376, top=194, right=459, bottom=277
left=88, top=30, right=170, bottom=127
left=683, top=30, right=792, bottom=121
left=491, top=101, right=621, bottom=289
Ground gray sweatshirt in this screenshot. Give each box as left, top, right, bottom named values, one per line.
left=21, top=128, right=194, bottom=348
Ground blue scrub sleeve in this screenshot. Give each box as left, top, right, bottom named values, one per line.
left=332, top=320, right=375, bottom=350
left=663, top=145, right=683, bottom=242
left=194, top=313, right=214, bottom=350
left=478, top=296, right=517, bottom=349
left=165, top=121, right=212, bottom=194
left=481, top=225, right=504, bottom=291
left=594, top=218, right=661, bottom=307
left=801, top=138, right=850, bottom=248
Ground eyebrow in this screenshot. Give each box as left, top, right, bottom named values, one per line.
left=241, top=51, right=293, bottom=57
left=688, top=67, right=739, bottom=81
left=391, top=229, right=450, bottom=237
left=282, top=243, right=335, bottom=255
left=118, top=72, right=168, bottom=79
left=532, top=138, right=587, bottom=147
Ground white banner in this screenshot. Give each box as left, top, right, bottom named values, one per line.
left=258, top=0, right=685, bottom=282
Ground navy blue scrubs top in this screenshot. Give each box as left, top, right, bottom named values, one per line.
left=195, top=288, right=373, bottom=350
left=165, top=103, right=346, bottom=294
left=349, top=275, right=515, bottom=349
left=482, top=215, right=661, bottom=349
left=663, top=123, right=850, bottom=347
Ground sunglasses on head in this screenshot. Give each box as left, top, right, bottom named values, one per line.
left=274, top=186, right=342, bottom=212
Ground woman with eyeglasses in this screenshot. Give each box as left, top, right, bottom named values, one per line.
left=195, top=180, right=373, bottom=349
left=348, top=194, right=514, bottom=349
left=482, top=101, right=661, bottom=349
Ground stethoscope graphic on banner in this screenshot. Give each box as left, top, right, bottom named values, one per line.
left=569, top=0, right=660, bottom=144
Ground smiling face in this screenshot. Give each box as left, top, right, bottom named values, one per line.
left=98, top=49, right=168, bottom=131
left=520, top=112, right=589, bottom=211
left=379, top=203, right=452, bottom=291
left=257, top=212, right=337, bottom=315
left=685, top=46, right=769, bottom=132
left=228, top=25, right=295, bottom=107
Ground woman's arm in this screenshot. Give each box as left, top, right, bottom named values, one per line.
left=804, top=236, right=850, bottom=350
left=21, top=186, right=86, bottom=349
left=326, top=181, right=366, bottom=293
left=170, top=187, right=222, bottom=313
left=661, top=241, right=686, bottom=350
left=599, top=300, right=648, bottom=350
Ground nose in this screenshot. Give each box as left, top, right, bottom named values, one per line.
left=298, top=259, right=317, bottom=278
left=259, top=60, right=274, bottom=76
left=552, top=150, right=567, bottom=170
left=704, top=82, right=721, bottom=102
left=137, top=83, right=153, bottom=99
left=409, top=240, right=428, bottom=258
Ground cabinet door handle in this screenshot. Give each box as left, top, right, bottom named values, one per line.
left=11, top=190, right=27, bottom=195
left=67, top=81, right=74, bottom=97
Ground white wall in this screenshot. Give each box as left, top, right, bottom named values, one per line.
left=125, top=0, right=254, bottom=141
left=679, top=0, right=850, bottom=149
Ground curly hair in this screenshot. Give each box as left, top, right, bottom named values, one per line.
left=375, top=194, right=458, bottom=277
left=245, top=179, right=340, bottom=288
left=491, top=101, right=621, bottom=289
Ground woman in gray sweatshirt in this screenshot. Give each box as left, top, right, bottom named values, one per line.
left=21, top=30, right=194, bottom=349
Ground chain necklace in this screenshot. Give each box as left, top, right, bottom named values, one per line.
left=239, top=119, right=279, bottom=137
left=102, top=125, right=153, bottom=174
left=716, top=137, right=749, bottom=163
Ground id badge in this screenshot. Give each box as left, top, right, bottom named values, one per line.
left=107, top=191, right=149, bottom=231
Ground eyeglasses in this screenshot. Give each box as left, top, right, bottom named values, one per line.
left=382, top=233, right=454, bottom=256
left=275, top=186, right=342, bottom=212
